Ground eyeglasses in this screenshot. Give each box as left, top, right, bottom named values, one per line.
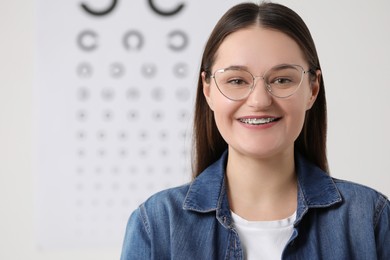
left=210, top=64, right=312, bottom=101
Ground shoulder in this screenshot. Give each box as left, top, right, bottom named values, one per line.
left=130, top=182, right=219, bottom=242
left=332, top=177, right=388, bottom=202
left=332, top=178, right=389, bottom=224
left=141, top=183, right=191, bottom=214
left=125, top=184, right=193, bottom=238
left=121, top=184, right=194, bottom=258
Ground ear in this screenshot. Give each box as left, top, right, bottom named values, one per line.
left=202, top=71, right=214, bottom=110
left=306, top=70, right=321, bottom=110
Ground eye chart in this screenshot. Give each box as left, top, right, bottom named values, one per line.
left=34, top=0, right=244, bottom=249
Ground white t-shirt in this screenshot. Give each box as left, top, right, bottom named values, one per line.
left=231, top=211, right=296, bottom=260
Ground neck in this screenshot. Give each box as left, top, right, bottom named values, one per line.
left=226, top=148, right=297, bottom=221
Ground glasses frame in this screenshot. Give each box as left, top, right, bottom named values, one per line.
left=209, top=64, right=313, bottom=101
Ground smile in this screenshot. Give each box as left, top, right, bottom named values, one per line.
left=238, top=117, right=280, bottom=125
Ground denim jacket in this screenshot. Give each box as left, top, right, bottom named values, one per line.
left=121, top=151, right=390, bottom=259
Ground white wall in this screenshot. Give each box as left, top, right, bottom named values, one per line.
left=1, top=1, right=389, bottom=259
left=0, top=1, right=117, bottom=259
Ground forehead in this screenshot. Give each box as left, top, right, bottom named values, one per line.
left=214, top=26, right=306, bottom=70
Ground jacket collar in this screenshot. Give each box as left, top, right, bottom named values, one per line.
left=183, top=152, right=227, bottom=212
left=294, top=153, right=342, bottom=223
left=183, top=150, right=342, bottom=219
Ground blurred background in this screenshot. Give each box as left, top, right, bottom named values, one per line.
left=1, top=0, right=389, bottom=259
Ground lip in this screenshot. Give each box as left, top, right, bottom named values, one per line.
left=237, top=115, right=282, bottom=129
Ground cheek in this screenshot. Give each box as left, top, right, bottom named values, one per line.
left=206, top=84, right=222, bottom=110
left=212, top=100, right=235, bottom=125
left=285, top=84, right=314, bottom=118
left=302, top=83, right=317, bottom=110
left=209, top=86, right=232, bottom=113
left=279, top=94, right=309, bottom=130
left=210, top=94, right=241, bottom=132
left=212, top=107, right=231, bottom=142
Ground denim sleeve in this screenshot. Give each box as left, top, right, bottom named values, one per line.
left=120, top=205, right=151, bottom=260
left=374, top=195, right=390, bottom=259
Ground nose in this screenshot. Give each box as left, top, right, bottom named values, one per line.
left=246, top=76, right=272, bottom=108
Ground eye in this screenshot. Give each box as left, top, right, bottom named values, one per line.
left=271, top=77, right=292, bottom=85
left=227, top=78, right=248, bottom=85
left=215, top=69, right=253, bottom=89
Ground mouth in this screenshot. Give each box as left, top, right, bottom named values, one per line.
left=238, top=117, right=281, bottom=125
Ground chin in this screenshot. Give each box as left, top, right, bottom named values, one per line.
left=231, top=142, right=293, bottom=160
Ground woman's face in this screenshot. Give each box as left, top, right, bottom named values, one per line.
left=202, top=26, right=320, bottom=160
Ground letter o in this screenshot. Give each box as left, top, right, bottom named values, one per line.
left=123, top=30, right=144, bottom=51
left=77, top=30, right=98, bottom=52
left=168, top=30, right=188, bottom=52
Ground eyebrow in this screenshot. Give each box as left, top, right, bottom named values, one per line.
left=222, top=63, right=298, bottom=71
left=223, top=65, right=250, bottom=71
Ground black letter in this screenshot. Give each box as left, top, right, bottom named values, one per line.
left=80, top=0, right=117, bottom=16
left=148, top=0, right=185, bottom=17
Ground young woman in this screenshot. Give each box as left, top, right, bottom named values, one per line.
left=121, top=2, right=390, bottom=259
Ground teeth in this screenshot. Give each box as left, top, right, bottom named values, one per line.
left=239, top=118, right=277, bottom=125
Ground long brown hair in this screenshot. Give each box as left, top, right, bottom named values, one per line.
left=192, top=2, right=328, bottom=178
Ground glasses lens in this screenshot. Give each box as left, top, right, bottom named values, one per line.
left=264, top=65, right=304, bottom=98
left=214, top=68, right=253, bottom=100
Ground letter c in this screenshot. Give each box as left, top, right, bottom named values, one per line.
left=148, top=0, right=185, bottom=17
left=80, top=0, right=118, bottom=16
